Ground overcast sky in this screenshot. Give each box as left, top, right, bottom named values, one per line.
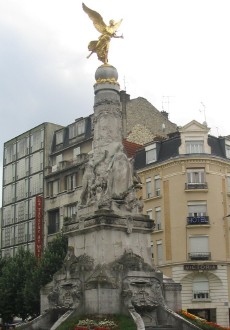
left=0, top=0, right=230, bottom=206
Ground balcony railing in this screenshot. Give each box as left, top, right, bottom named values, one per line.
left=188, top=252, right=211, bottom=260
left=187, top=216, right=209, bottom=225
left=185, top=182, right=208, bottom=190
left=193, top=290, right=209, bottom=300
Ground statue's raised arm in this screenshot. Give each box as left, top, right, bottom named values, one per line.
left=82, top=3, right=123, bottom=64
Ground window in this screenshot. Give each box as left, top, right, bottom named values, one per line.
left=30, top=152, right=42, bottom=173
left=18, top=222, right=27, bottom=243
left=187, top=201, right=208, bottom=225
left=2, top=205, right=14, bottom=226
left=65, top=174, right=76, bottom=191
left=48, top=180, right=59, bottom=197
left=29, top=174, right=41, bottom=196
left=4, top=163, right=15, bottom=185
left=73, top=147, right=81, bottom=158
left=186, top=168, right=205, bottom=188
left=188, top=201, right=207, bottom=217
left=56, top=130, right=63, bottom=145
left=16, top=158, right=28, bottom=179
left=226, top=144, right=230, bottom=158
left=145, top=144, right=156, bottom=164
left=29, top=198, right=36, bottom=219
left=65, top=204, right=77, bottom=220
left=154, top=176, right=161, bottom=196
left=156, top=240, right=163, bottom=265
left=16, top=200, right=28, bottom=222
left=4, top=143, right=16, bottom=164
left=28, top=220, right=35, bottom=241
left=3, top=184, right=15, bottom=205
left=69, top=120, right=85, bottom=139
left=146, top=209, right=153, bottom=219
left=186, top=140, right=204, bottom=154
left=189, top=236, right=210, bottom=260
left=155, top=207, right=162, bottom=230
left=30, top=129, right=44, bottom=152
left=56, top=154, right=63, bottom=165
left=193, top=275, right=209, bottom=300
left=48, top=209, right=60, bottom=234
left=16, top=179, right=28, bottom=200
left=150, top=240, right=154, bottom=259
left=17, top=136, right=29, bottom=158
left=227, top=176, right=230, bottom=193
left=146, top=178, right=152, bottom=198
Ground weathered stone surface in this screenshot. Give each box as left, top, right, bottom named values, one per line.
left=40, top=64, right=186, bottom=330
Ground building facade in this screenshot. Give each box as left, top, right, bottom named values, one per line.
left=1, top=91, right=177, bottom=253
left=44, top=115, right=93, bottom=244
left=135, top=120, right=230, bottom=327
left=1, top=122, right=63, bottom=257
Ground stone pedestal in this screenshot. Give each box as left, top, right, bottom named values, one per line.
left=40, top=64, right=187, bottom=329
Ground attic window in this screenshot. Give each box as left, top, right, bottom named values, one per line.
left=185, top=140, right=204, bottom=154
left=56, top=130, right=63, bottom=145
left=225, top=143, right=230, bottom=159
left=69, top=120, right=85, bottom=139
left=145, top=143, right=156, bottom=164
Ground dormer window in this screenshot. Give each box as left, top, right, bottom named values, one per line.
left=225, top=143, right=230, bottom=158
left=145, top=143, right=156, bottom=164
left=69, top=120, right=85, bottom=139
left=185, top=140, right=204, bottom=154
left=56, top=130, right=63, bottom=145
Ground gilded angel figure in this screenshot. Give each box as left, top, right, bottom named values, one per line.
left=82, top=3, right=123, bottom=64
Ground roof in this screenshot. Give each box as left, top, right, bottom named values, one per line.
left=123, top=139, right=142, bottom=158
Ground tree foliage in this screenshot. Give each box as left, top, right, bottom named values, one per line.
left=0, top=233, right=68, bottom=323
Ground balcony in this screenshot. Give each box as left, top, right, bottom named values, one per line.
left=45, top=154, right=89, bottom=175
left=188, top=252, right=211, bottom=260
left=193, top=290, right=209, bottom=300
left=185, top=182, right=208, bottom=190
left=187, top=216, right=209, bottom=225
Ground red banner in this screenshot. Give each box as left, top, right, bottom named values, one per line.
left=35, top=195, right=43, bottom=258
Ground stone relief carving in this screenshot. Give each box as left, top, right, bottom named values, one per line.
left=79, top=141, right=143, bottom=215
left=47, top=248, right=94, bottom=310
left=129, top=307, right=145, bottom=330
left=46, top=249, right=162, bottom=314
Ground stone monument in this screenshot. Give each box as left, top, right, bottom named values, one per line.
left=40, top=4, right=201, bottom=330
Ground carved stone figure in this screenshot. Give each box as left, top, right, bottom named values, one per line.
left=129, top=307, right=145, bottom=330
left=106, top=143, right=133, bottom=199
left=82, top=3, right=123, bottom=64
left=80, top=153, right=95, bottom=205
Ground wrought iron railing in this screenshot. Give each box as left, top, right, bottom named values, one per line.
left=188, top=252, right=211, bottom=260
left=185, top=182, right=208, bottom=190
left=187, top=216, right=209, bottom=225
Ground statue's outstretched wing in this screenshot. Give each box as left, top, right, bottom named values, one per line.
left=82, top=3, right=106, bottom=34
left=111, top=19, right=123, bottom=33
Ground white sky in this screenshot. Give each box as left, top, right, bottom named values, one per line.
left=0, top=0, right=230, bottom=206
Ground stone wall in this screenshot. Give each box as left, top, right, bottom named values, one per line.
left=122, top=96, right=178, bottom=144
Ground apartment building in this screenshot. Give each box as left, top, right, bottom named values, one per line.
left=44, top=115, right=93, bottom=244
left=1, top=122, right=63, bottom=257
left=135, top=120, right=230, bottom=327
left=1, top=91, right=178, bottom=255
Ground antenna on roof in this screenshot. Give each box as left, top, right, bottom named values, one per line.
left=162, top=96, right=174, bottom=113
left=199, top=102, right=207, bottom=126
left=123, top=76, right=127, bottom=91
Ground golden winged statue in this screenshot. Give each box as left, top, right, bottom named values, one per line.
left=82, top=3, right=123, bottom=64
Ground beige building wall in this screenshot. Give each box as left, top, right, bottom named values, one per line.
left=138, top=121, right=230, bottom=327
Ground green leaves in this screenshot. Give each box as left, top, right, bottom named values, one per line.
left=0, top=233, right=68, bottom=323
